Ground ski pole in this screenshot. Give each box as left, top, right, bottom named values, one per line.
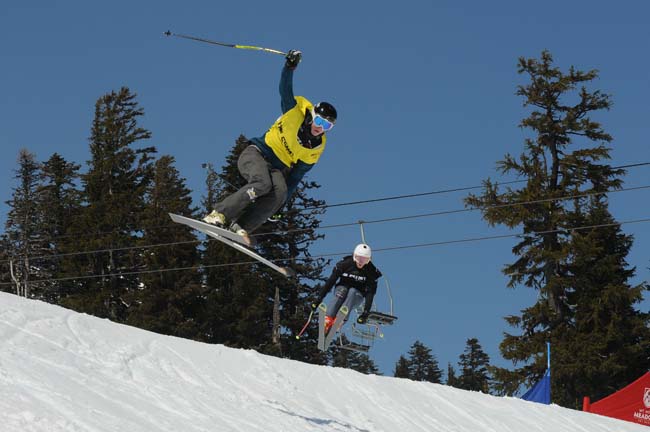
left=295, top=309, right=315, bottom=340
left=164, top=30, right=287, bottom=56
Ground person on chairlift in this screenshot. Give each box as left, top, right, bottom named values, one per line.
left=312, top=243, right=382, bottom=333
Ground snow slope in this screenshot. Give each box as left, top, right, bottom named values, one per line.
left=0, top=292, right=644, bottom=432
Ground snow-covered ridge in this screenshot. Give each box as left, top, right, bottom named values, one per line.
left=0, top=292, right=644, bottom=432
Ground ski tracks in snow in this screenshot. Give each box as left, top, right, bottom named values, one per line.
left=4, top=295, right=642, bottom=432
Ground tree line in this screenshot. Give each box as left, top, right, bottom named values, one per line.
left=393, top=339, right=491, bottom=393
left=1, top=51, right=648, bottom=409
left=1, top=87, right=331, bottom=366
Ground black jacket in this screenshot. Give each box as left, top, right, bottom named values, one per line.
left=318, top=256, right=382, bottom=314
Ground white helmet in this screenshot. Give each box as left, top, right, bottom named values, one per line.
left=353, top=243, right=372, bottom=266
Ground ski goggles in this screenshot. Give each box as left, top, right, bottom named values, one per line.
left=354, top=255, right=371, bottom=266
left=312, top=111, right=335, bottom=131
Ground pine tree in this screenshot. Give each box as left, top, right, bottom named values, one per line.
left=446, top=363, right=459, bottom=387
left=466, top=50, right=649, bottom=407
left=552, top=200, right=650, bottom=406
left=62, top=87, right=156, bottom=321
left=198, top=162, right=234, bottom=343
left=263, top=161, right=328, bottom=364
left=406, top=340, right=442, bottom=383
left=457, top=338, right=491, bottom=393
left=36, top=153, right=82, bottom=303
left=125, top=155, right=203, bottom=339
left=4, top=149, right=46, bottom=298
left=394, top=355, right=411, bottom=378
left=199, top=140, right=271, bottom=349
left=0, top=234, right=13, bottom=293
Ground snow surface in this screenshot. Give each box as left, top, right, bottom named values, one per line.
left=0, top=292, right=645, bottom=432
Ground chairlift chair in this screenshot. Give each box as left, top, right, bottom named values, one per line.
left=334, top=222, right=399, bottom=353
left=335, top=278, right=398, bottom=353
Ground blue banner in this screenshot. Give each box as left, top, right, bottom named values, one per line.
left=522, top=369, right=551, bottom=404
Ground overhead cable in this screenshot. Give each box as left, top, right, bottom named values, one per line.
left=3, top=183, right=650, bottom=265
left=2, top=216, right=649, bottom=287
left=5, top=161, right=649, bottom=244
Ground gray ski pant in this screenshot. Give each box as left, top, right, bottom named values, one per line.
left=326, top=285, right=365, bottom=319
left=214, top=145, right=287, bottom=232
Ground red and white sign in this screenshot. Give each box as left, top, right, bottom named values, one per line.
left=587, top=372, right=650, bottom=426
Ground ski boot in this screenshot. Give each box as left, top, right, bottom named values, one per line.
left=230, top=222, right=253, bottom=247
left=324, top=316, right=336, bottom=334
left=203, top=210, right=226, bottom=227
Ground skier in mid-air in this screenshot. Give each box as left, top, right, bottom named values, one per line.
left=312, top=244, right=382, bottom=334
left=203, top=49, right=337, bottom=246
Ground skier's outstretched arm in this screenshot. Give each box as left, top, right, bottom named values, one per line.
left=280, top=50, right=301, bottom=113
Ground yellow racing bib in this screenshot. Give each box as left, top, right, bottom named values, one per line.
left=264, top=96, right=326, bottom=167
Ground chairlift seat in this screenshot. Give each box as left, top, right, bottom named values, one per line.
left=338, top=340, right=370, bottom=353
left=366, top=311, right=398, bottom=325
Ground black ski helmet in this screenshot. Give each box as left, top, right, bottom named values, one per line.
left=314, top=102, right=337, bottom=122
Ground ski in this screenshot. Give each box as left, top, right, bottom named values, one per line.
left=169, top=213, right=295, bottom=278
left=322, top=305, right=349, bottom=351
left=169, top=213, right=248, bottom=245
left=317, top=303, right=327, bottom=350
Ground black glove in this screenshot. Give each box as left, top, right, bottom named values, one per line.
left=285, top=49, right=302, bottom=69
left=357, top=312, right=369, bottom=324
left=267, top=213, right=283, bottom=223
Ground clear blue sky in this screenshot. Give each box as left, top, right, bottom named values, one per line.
left=2, top=1, right=649, bottom=377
